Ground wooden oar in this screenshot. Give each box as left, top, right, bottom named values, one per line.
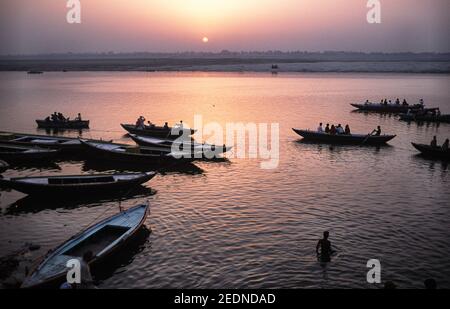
left=359, top=132, right=373, bottom=146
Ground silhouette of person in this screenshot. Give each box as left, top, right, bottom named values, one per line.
left=316, top=231, right=333, bottom=263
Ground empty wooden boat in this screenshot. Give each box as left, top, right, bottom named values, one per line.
left=0, top=160, right=8, bottom=172
left=351, top=103, right=423, bottom=113
left=411, top=143, right=450, bottom=160
left=0, top=143, right=59, bottom=162
left=129, top=134, right=232, bottom=158
left=0, top=132, right=110, bottom=153
left=21, top=204, right=149, bottom=288
left=36, top=119, right=90, bottom=129
left=81, top=140, right=195, bottom=164
left=121, top=123, right=196, bottom=139
left=0, top=172, right=156, bottom=196
left=292, top=129, right=396, bottom=145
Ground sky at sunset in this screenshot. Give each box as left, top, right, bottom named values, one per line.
left=0, top=0, right=449, bottom=54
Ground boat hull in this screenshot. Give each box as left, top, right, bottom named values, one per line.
left=0, top=173, right=155, bottom=196
left=121, top=124, right=196, bottom=139
left=0, top=144, right=59, bottom=163
left=81, top=140, right=194, bottom=165
left=351, top=103, right=421, bottom=113
left=21, top=204, right=149, bottom=289
left=292, top=129, right=396, bottom=145
left=129, top=134, right=232, bottom=159
left=412, top=143, right=450, bottom=160
left=36, top=120, right=90, bottom=129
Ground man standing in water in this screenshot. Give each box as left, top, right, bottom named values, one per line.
left=316, top=231, right=333, bottom=263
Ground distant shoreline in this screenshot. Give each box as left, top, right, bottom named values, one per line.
left=1, top=61, right=449, bottom=74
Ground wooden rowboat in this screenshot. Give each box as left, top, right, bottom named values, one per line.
left=121, top=123, right=196, bottom=139
left=0, top=132, right=113, bottom=153
left=129, top=134, right=232, bottom=158
left=0, top=172, right=156, bottom=196
left=80, top=140, right=195, bottom=164
left=351, top=103, right=422, bottom=113
left=21, top=204, right=149, bottom=288
left=36, top=119, right=90, bottom=129
left=0, top=143, right=59, bottom=163
left=292, top=129, right=396, bottom=145
left=411, top=143, right=450, bottom=160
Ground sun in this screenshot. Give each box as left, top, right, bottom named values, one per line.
left=202, top=37, right=209, bottom=43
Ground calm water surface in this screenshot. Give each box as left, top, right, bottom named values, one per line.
left=0, top=72, right=449, bottom=288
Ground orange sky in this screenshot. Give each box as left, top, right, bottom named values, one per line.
left=0, top=0, right=449, bottom=54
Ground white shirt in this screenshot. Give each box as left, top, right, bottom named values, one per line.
left=317, top=126, right=324, bottom=133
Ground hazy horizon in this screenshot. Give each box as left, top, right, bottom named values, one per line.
left=1, top=0, right=449, bottom=54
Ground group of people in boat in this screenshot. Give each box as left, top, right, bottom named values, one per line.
left=317, top=123, right=351, bottom=135
left=317, top=123, right=382, bottom=136
left=365, top=98, right=424, bottom=107
left=135, top=116, right=183, bottom=130
left=430, top=136, right=449, bottom=150
left=45, top=112, right=83, bottom=122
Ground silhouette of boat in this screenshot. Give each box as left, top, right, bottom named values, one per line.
left=121, top=123, right=196, bottom=139
left=411, top=143, right=450, bottom=160
left=351, top=103, right=423, bottom=113
left=36, top=119, right=90, bottom=129
left=0, top=172, right=155, bottom=197
left=292, top=129, right=396, bottom=145
left=21, top=204, right=149, bottom=288
left=0, top=144, right=59, bottom=163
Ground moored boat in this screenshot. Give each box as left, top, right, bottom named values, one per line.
left=351, top=103, right=422, bottom=113
left=80, top=140, right=195, bottom=164
left=0, top=144, right=59, bottom=163
left=0, top=132, right=111, bottom=153
left=21, top=204, right=149, bottom=288
left=0, top=172, right=156, bottom=196
left=292, top=129, right=396, bottom=145
left=129, top=134, right=232, bottom=158
left=0, top=160, right=8, bottom=172
left=411, top=143, right=450, bottom=160
left=121, top=123, right=196, bottom=139
left=36, top=119, right=90, bottom=129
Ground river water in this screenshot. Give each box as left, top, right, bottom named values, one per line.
left=0, top=72, right=449, bottom=288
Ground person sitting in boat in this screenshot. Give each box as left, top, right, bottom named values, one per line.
left=344, top=124, right=351, bottom=135
left=330, top=125, right=337, bottom=135
left=317, top=123, right=324, bottom=133
left=395, top=98, right=400, bottom=105
left=442, top=139, right=449, bottom=151
left=147, top=121, right=155, bottom=128
left=371, top=126, right=381, bottom=136
left=430, top=136, right=437, bottom=148
left=135, top=116, right=146, bottom=129
left=75, top=113, right=82, bottom=121
left=383, top=99, right=388, bottom=105
left=164, top=122, right=169, bottom=129
left=336, top=124, right=344, bottom=134
left=45, top=116, right=50, bottom=122
left=388, top=100, right=392, bottom=105
left=324, top=124, right=330, bottom=134
left=365, top=100, right=369, bottom=105
left=51, top=112, right=58, bottom=122
left=402, top=99, right=408, bottom=106
left=316, top=231, right=334, bottom=263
